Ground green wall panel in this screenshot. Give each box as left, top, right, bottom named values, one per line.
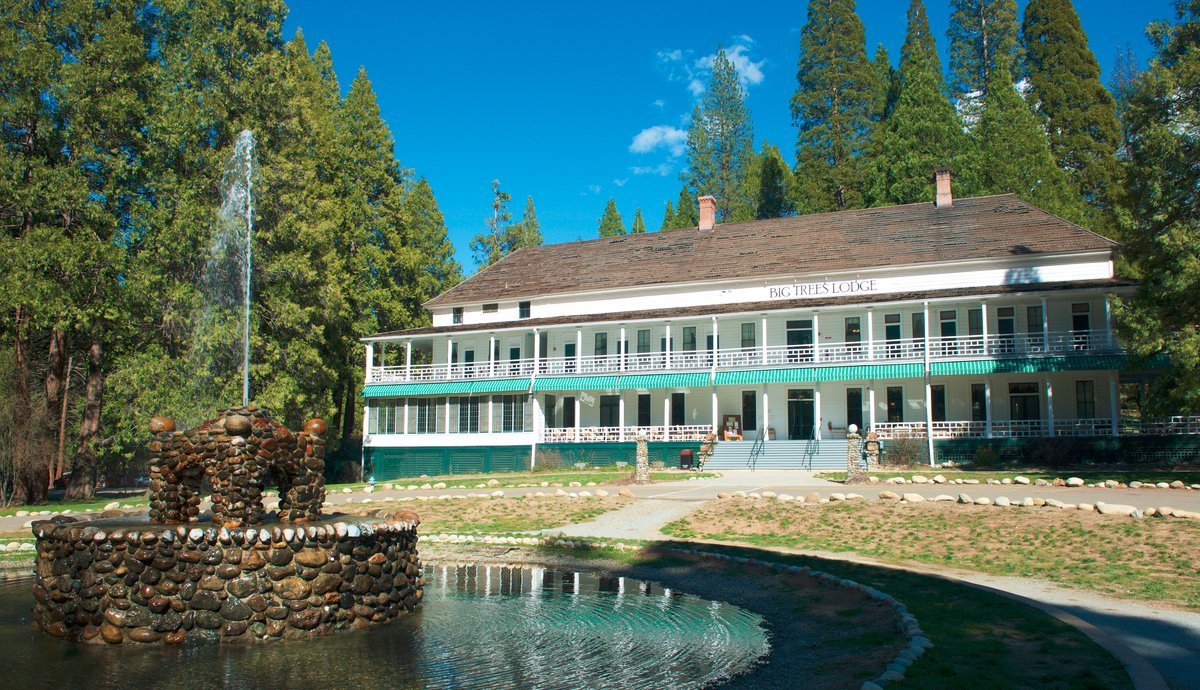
left=367, top=445, right=532, bottom=480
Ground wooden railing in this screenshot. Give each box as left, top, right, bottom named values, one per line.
left=871, top=416, right=1200, bottom=439
left=540, top=425, right=712, bottom=443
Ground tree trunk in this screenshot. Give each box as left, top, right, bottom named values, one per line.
left=65, top=339, right=103, bottom=500
left=10, top=307, right=46, bottom=504
left=56, top=354, right=73, bottom=481
left=45, top=328, right=67, bottom=485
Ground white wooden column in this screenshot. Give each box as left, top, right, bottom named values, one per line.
left=365, top=343, right=374, bottom=382
left=924, top=379, right=935, bottom=466
left=762, top=384, right=770, bottom=441
left=575, top=328, right=583, bottom=371
left=663, top=395, right=671, bottom=441
left=532, top=328, right=540, bottom=375
left=618, top=394, right=626, bottom=441
left=867, top=383, right=876, bottom=430
left=380, top=343, right=387, bottom=370
left=866, top=310, right=875, bottom=361
left=813, top=312, right=820, bottom=363
left=619, top=326, right=627, bottom=370
left=403, top=399, right=410, bottom=434
left=487, top=336, right=495, bottom=377
left=664, top=323, right=672, bottom=369
left=711, top=387, right=718, bottom=436
left=922, top=301, right=931, bottom=369
left=980, top=301, right=989, bottom=356
left=760, top=317, right=768, bottom=366
left=444, top=397, right=451, bottom=434
left=984, top=379, right=993, bottom=438
left=711, top=316, right=719, bottom=371
left=531, top=395, right=543, bottom=458
left=445, top=338, right=454, bottom=378
left=405, top=341, right=412, bottom=381
left=814, top=384, right=822, bottom=440
left=1109, top=373, right=1119, bottom=437
left=574, top=395, right=582, bottom=441
left=1046, top=378, right=1055, bottom=437
left=1041, top=297, right=1050, bottom=347
left=487, top=395, right=494, bottom=434
left=1105, top=296, right=1114, bottom=348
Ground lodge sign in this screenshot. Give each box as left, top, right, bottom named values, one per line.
left=768, top=279, right=879, bottom=299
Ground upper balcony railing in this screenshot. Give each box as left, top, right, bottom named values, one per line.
left=368, top=329, right=1119, bottom=384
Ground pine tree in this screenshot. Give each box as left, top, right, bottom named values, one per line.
left=403, top=177, right=462, bottom=304
left=1109, top=44, right=1141, bottom=158
left=470, top=180, right=514, bottom=268
left=660, top=200, right=676, bottom=230
left=873, top=44, right=897, bottom=120
left=598, top=198, right=626, bottom=237
left=684, top=47, right=755, bottom=221
left=1021, top=0, right=1122, bottom=219
left=902, top=0, right=942, bottom=75
left=792, top=0, right=878, bottom=212
left=513, top=195, right=543, bottom=248
left=975, top=53, right=1082, bottom=220
left=947, top=0, right=1021, bottom=127
left=631, top=208, right=647, bottom=234
left=673, top=186, right=699, bottom=228
left=1119, top=3, right=1200, bottom=412
left=867, top=1, right=975, bottom=205
left=754, top=143, right=798, bottom=219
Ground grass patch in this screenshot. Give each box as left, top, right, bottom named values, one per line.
left=817, top=469, right=1200, bottom=485
left=665, top=500, right=1200, bottom=610
left=0, top=497, right=147, bottom=519
left=670, top=541, right=1132, bottom=689
left=332, top=468, right=716, bottom=492
left=343, top=495, right=632, bottom=534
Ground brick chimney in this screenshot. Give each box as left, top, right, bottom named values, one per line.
left=698, top=195, right=717, bottom=231
left=934, top=168, right=953, bottom=208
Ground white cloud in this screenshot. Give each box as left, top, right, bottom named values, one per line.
left=587, top=184, right=601, bottom=194
left=659, top=35, right=766, bottom=97
left=613, top=178, right=629, bottom=187
left=653, top=98, right=665, bottom=109
left=630, top=163, right=673, bottom=176
left=629, top=125, right=687, bottom=157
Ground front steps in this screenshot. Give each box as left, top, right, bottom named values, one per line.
left=704, top=439, right=850, bottom=470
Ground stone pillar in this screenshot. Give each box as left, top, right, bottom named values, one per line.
left=633, top=437, right=650, bottom=484
left=845, top=428, right=867, bottom=483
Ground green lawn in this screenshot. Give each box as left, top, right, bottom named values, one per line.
left=332, top=467, right=717, bottom=491
left=0, top=496, right=147, bottom=519
left=664, top=500, right=1200, bottom=610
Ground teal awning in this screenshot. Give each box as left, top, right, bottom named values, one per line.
left=620, top=373, right=711, bottom=389
left=361, top=378, right=530, bottom=398
left=532, top=375, right=621, bottom=391
left=714, top=363, right=923, bottom=386
left=931, top=356, right=1127, bottom=376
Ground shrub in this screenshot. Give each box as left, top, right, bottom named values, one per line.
left=883, top=436, right=928, bottom=467
left=973, top=444, right=1000, bottom=468
left=534, top=450, right=567, bottom=471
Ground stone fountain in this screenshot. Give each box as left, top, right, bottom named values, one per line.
left=31, top=406, right=423, bottom=644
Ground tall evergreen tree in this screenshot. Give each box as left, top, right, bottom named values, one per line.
left=630, top=208, right=647, bottom=234
left=684, top=47, right=755, bottom=221
left=660, top=200, right=676, bottom=230
left=510, top=195, right=543, bottom=249
left=1109, top=44, right=1141, bottom=158
left=975, top=53, right=1082, bottom=220
left=1021, top=0, right=1122, bottom=219
left=792, top=0, right=878, bottom=212
left=873, top=44, right=898, bottom=120
left=902, top=0, right=942, bottom=75
left=752, top=143, right=798, bottom=219
left=598, top=198, right=626, bottom=237
left=1119, top=2, right=1200, bottom=412
left=947, top=0, right=1021, bottom=127
left=673, top=186, right=699, bottom=228
left=867, top=1, right=975, bottom=205
left=469, top=180, right=514, bottom=268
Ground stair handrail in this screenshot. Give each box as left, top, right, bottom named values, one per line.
left=747, top=428, right=766, bottom=471
left=802, top=426, right=820, bottom=470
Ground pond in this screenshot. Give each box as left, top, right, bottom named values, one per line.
left=2, top=562, right=769, bottom=689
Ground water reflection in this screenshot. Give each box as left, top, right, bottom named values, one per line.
left=0, top=564, right=767, bottom=690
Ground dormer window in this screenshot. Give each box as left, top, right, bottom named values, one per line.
left=519, top=301, right=531, bottom=319
left=452, top=307, right=463, bottom=324
left=483, top=303, right=498, bottom=313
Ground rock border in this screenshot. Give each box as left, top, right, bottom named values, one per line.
left=717, top=490, right=1200, bottom=521
left=422, top=533, right=930, bottom=689
left=871, top=473, right=1198, bottom=492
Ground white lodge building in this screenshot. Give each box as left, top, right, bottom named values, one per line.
left=360, top=174, right=1177, bottom=478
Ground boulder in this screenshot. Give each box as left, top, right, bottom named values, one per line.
left=994, top=497, right=1011, bottom=507
left=805, top=492, right=821, bottom=504
left=717, top=492, right=732, bottom=500
left=963, top=479, right=980, bottom=485
left=776, top=494, right=794, bottom=502
left=1095, top=502, right=1139, bottom=517
left=1171, top=480, right=1186, bottom=489
left=1052, top=478, right=1066, bottom=487
left=932, top=494, right=955, bottom=502
left=1014, top=476, right=1030, bottom=485
left=1104, top=480, right=1120, bottom=489
left=902, top=493, right=925, bottom=503
left=829, top=493, right=846, bottom=502
left=912, top=475, right=929, bottom=484
left=974, top=497, right=993, bottom=506
left=1066, top=477, right=1085, bottom=487
left=878, top=491, right=900, bottom=501
left=617, top=489, right=634, bottom=498
left=931, top=475, right=946, bottom=484
left=957, top=494, right=973, bottom=504
left=1156, top=482, right=1170, bottom=489
left=1130, top=481, right=1143, bottom=489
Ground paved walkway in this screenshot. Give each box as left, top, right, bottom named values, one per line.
left=547, top=472, right=1199, bottom=690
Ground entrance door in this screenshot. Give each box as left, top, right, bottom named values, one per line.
left=996, top=307, right=1015, bottom=353
left=786, top=320, right=814, bottom=363
left=544, top=394, right=557, bottom=429
left=787, top=389, right=815, bottom=439
left=562, top=396, right=576, bottom=428
left=884, top=314, right=901, bottom=358
left=846, top=388, right=863, bottom=431
left=1071, top=303, right=1091, bottom=351
left=670, top=392, right=686, bottom=427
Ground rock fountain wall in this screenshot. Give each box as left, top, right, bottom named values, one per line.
left=31, top=513, right=423, bottom=644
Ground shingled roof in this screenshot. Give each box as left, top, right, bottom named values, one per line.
left=427, top=194, right=1117, bottom=308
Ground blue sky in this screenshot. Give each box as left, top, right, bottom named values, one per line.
left=282, top=1, right=1173, bottom=271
